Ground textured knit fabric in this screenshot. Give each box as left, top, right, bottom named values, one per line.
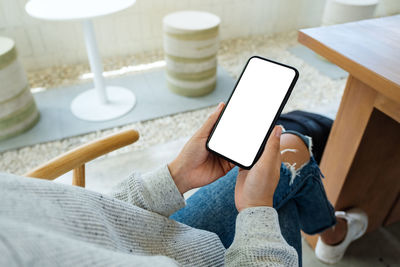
left=0, top=165, right=298, bottom=266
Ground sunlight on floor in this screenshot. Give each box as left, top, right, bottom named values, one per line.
left=79, top=60, right=166, bottom=80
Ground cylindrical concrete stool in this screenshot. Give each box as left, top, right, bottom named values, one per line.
left=322, top=0, right=379, bottom=25
left=0, top=36, right=39, bottom=141
left=163, top=11, right=220, bottom=97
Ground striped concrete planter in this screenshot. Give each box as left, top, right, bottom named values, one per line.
left=163, top=11, right=220, bottom=97
left=0, top=36, right=39, bottom=141
left=322, top=0, right=378, bottom=25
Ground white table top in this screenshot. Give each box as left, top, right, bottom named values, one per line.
left=335, top=0, right=378, bottom=5
left=25, top=0, right=136, bottom=21
left=163, top=11, right=220, bottom=31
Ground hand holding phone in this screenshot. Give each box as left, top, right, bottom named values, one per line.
left=168, top=102, right=235, bottom=194
left=206, top=56, right=298, bottom=169
left=235, top=125, right=282, bottom=211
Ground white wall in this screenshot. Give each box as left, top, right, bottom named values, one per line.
left=0, top=0, right=399, bottom=70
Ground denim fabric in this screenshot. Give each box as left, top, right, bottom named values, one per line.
left=170, top=131, right=336, bottom=266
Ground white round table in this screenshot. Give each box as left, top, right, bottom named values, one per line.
left=25, top=0, right=137, bottom=121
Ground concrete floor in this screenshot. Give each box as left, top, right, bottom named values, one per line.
left=55, top=136, right=400, bottom=266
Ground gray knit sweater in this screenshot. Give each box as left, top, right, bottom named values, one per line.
left=0, top=165, right=298, bottom=266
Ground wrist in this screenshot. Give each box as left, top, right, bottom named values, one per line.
left=238, top=198, right=273, bottom=212
left=168, top=160, right=190, bottom=194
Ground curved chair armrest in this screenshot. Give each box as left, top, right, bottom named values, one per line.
left=24, top=129, right=139, bottom=187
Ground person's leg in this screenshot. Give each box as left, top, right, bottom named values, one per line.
left=278, top=131, right=368, bottom=265
left=276, top=111, right=333, bottom=164
left=274, top=130, right=337, bottom=236
left=276, top=200, right=302, bottom=263
left=320, top=218, right=347, bottom=245
left=274, top=132, right=325, bottom=265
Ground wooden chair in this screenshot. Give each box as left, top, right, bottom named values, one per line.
left=24, top=129, right=139, bottom=187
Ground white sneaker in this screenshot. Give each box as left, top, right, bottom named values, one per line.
left=315, top=208, right=368, bottom=264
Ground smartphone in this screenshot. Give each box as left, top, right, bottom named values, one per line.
left=206, top=56, right=299, bottom=169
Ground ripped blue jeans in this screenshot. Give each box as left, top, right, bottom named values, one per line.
left=170, top=130, right=336, bottom=266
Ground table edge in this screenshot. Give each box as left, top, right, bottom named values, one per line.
left=298, top=29, right=400, bottom=104
left=25, top=0, right=136, bottom=22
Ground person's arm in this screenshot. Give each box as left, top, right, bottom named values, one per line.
left=225, top=207, right=298, bottom=266
left=111, top=102, right=234, bottom=217
left=225, top=125, right=298, bottom=266
left=111, top=165, right=186, bottom=217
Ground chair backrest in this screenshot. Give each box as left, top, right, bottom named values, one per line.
left=24, top=129, right=139, bottom=187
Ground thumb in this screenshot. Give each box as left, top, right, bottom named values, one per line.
left=196, top=102, right=225, bottom=137
left=255, top=126, right=282, bottom=168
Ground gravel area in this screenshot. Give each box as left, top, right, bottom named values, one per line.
left=0, top=31, right=347, bottom=175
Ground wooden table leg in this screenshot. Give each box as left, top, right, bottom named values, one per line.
left=335, top=108, right=400, bottom=231
left=304, top=75, right=377, bottom=248
left=320, top=76, right=378, bottom=204
left=304, top=75, right=400, bottom=249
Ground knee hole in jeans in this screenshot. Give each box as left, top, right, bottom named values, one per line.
left=280, top=133, right=313, bottom=185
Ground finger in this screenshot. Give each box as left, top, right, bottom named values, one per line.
left=196, top=102, right=225, bottom=137
left=255, top=126, right=282, bottom=168
left=217, top=157, right=235, bottom=173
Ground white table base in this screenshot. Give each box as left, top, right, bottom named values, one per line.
left=71, top=86, right=136, bottom=121
left=70, top=19, right=135, bottom=121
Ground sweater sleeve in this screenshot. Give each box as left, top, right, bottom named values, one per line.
left=110, top=165, right=186, bottom=217
left=225, top=207, right=298, bottom=267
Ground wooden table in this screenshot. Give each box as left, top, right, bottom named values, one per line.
left=298, top=15, right=400, bottom=248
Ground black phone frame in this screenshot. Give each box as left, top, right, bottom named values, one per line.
left=206, top=55, right=299, bottom=170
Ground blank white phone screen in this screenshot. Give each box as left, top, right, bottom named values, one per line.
left=208, top=57, right=296, bottom=167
